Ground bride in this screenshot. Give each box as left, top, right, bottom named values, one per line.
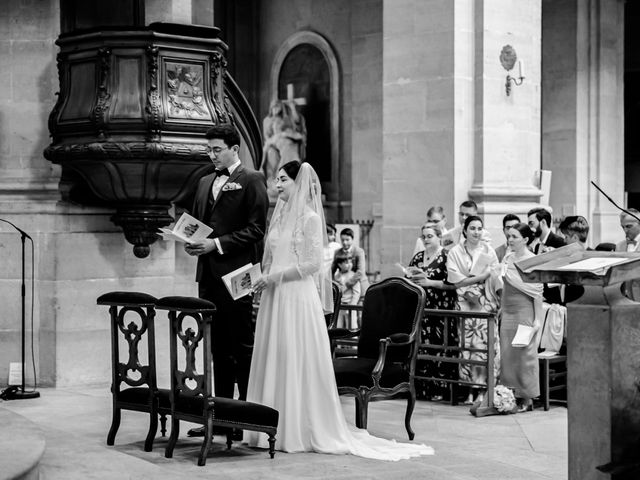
left=247, top=161, right=433, bottom=460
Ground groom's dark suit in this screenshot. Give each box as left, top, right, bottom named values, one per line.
left=191, top=164, right=268, bottom=400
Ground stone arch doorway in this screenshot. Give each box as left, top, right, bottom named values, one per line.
left=270, top=31, right=340, bottom=203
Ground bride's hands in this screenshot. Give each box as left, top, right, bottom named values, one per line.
left=253, top=275, right=270, bottom=294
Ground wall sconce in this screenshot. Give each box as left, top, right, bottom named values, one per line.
left=500, top=45, right=525, bottom=96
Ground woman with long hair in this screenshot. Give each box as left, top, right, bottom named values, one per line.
left=247, top=161, right=432, bottom=460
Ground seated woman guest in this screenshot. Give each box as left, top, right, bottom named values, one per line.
left=446, top=215, right=500, bottom=405
left=500, top=223, right=543, bottom=412
left=407, top=222, right=458, bottom=401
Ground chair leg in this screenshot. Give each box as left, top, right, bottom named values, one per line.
left=268, top=434, right=276, bottom=459
left=355, top=395, right=369, bottom=430
left=106, top=407, right=121, bottom=446
left=226, top=432, right=232, bottom=450
left=198, top=419, right=214, bottom=467
left=540, top=360, right=550, bottom=411
left=165, top=419, right=179, bottom=458
left=160, top=413, right=167, bottom=437
left=405, top=391, right=416, bottom=441
left=144, top=410, right=159, bottom=452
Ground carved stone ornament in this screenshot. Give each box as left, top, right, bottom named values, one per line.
left=500, top=45, right=518, bottom=72
left=45, top=23, right=262, bottom=258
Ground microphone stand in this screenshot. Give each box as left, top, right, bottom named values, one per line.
left=0, top=218, right=39, bottom=400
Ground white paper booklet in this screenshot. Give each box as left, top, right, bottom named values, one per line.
left=511, top=324, right=536, bottom=348
left=395, top=262, right=426, bottom=278
left=470, top=252, right=493, bottom=276
left=222, top=263, right=262, bottom=300
left=158, top=212, right=213, bottom=244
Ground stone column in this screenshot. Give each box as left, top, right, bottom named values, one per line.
left=542, top=0, right=625, bottom=246
left=466, top=0, right=543, bottom=241
left=381, top=0, right=542, bottom=276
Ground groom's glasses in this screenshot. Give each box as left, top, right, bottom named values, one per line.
left=207, top=146, right=229, bottom=156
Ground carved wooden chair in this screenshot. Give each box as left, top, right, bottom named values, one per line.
left=332, top=277, right=426, bottom=440
left=97, top=291, right=170, bottom=452
left=325, top=280, right=343, bottom=328
left=156, top=296, right=279, bottom=466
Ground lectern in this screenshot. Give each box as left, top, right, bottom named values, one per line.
left=516, top=243, right=640, bottom=480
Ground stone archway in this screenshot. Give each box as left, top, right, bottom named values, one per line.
left=270, top=31, right=340, bottom=201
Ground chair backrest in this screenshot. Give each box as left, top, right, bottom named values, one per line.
left=156, top=296, right=216, bottom=409
left=356, top=277, right=426, bottom=363
left=325, top=281, right=343, bottom=328
left=97, top=291, right=159, bottom=393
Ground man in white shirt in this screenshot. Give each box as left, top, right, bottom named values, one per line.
left=185, top=124, right=268, bottom=438
left=616, top=209, right=640, bottom=253
left=495, top=214, right=521, bottom=262
left=442, top=200, right=492, bottom=250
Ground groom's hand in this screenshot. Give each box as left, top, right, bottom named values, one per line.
left=184, top=238, right=217, bottom=256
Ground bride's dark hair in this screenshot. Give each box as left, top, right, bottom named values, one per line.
left=280, top=161, right=301, bottom=180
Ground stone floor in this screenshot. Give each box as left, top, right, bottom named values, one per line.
left=0, top=387, right=567, bottom=480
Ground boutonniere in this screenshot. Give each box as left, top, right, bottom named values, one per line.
left=222, top=182, right=242, bottom=191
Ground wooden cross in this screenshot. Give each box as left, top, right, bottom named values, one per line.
left=282, top=83, right=306, bottom=106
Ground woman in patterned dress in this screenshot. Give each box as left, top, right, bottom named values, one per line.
left=407, top=223, right=458, bottom=401
left=446, top=216, right=501, bottom=405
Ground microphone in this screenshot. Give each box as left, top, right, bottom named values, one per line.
left=0, top=218, right=33, bottom=240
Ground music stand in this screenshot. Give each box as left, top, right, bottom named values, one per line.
left=0, top=218, right=39, bottom=400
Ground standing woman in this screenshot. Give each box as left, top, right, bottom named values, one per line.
left=446, top=215, right=500, bottom=405
left=500, top=223, right=543, bottom=412
left=407, top=222, right=458, bottom=401
left=248, top=161, right=432, bottom=459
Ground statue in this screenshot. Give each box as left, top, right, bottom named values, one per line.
left=260, top=99, right=307, bottom=199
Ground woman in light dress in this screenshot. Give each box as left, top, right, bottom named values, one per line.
left=446, top=215, right=501, bottom=405
left=499, top=223, right=543, bottom=412
left=248, top=161, right=432, bottom=460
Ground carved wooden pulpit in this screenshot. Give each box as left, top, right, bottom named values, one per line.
left=516, top=243, right=640, bottom=480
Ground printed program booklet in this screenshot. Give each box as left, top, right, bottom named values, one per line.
left=511, top=324, right=536, bottom=347
left=395, top=262, right=427, bottom=279
left=158, top=212, right=213, bottom=244
left=222, top=263, right=262, bottom=300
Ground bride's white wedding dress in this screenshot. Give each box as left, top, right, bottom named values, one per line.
left=246, top=165, right=433, bottom=460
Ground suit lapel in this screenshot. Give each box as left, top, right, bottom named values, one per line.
left=211, top=165, right=244, bottom=212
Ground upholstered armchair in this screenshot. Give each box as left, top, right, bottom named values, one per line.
left=332, top=277, right=426, bottom=440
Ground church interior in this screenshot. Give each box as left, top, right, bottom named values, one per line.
left=1, top=1, right=638, bottom=479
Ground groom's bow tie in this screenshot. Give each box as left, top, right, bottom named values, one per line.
left=215, top=168, right=230, bottom=177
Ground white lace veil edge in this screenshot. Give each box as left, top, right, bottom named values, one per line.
left=262, top=162, right=333, bottom=314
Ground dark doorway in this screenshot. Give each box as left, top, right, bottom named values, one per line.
left=625, top=2, right=640, bottom=207
left=278, top=44, right=332, bottom=184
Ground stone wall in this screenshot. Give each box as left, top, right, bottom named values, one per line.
left=0, top=1, right=199, bottom=388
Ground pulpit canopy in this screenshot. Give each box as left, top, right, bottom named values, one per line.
left=44, top=23, right=261, bottom=258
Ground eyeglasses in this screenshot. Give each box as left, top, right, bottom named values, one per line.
left=207, top=146, right=229, bottom=155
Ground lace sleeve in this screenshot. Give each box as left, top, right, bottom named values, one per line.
left=266, top=213, right=322, bottom=284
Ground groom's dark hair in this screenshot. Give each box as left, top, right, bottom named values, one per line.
left=205, top=123, right=241, bottom=148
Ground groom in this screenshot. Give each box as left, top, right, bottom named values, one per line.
left=185, top=124, right=268, bottom=436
